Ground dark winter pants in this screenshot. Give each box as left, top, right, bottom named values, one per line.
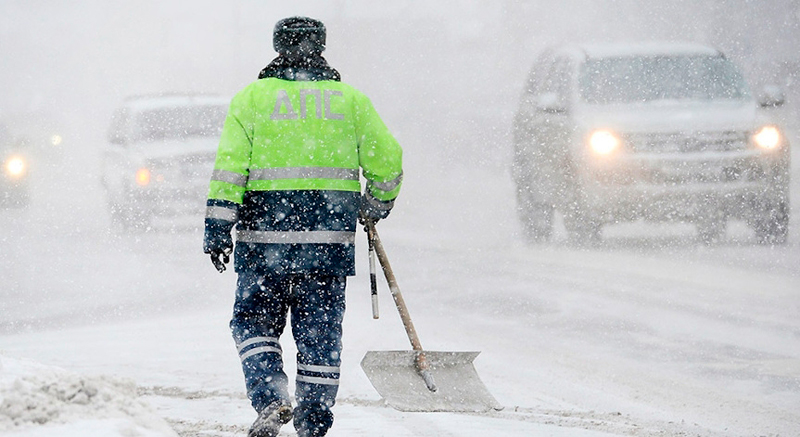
left=231, top=271, right=346, bottom=435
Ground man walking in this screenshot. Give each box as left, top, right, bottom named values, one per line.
left=203, top=16, right=403, bottom=437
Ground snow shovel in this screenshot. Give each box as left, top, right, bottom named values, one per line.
left=360, top=221, right=501, bottom=413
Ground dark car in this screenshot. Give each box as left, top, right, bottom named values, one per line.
left=512, top=42, right=790, bottom=244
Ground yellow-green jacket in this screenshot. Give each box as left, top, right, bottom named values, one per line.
left=205, top=78, right=403, bottom=275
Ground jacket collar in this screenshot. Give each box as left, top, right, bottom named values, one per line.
left=258, top=55, right=341, bottom=82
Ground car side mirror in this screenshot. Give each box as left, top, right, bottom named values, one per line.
left=536, top=92, right=568, bottom=114
left=757, top=85, right=785, bottom=108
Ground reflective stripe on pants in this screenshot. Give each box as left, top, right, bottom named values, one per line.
left=230, top=272, right=346, bottom=415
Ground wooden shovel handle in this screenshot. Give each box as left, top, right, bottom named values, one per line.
left=366, top=221, right=437, bottom=392
left=366, top=221, right=424, bottom=352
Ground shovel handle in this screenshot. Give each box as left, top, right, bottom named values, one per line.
left=366, top=221, right=438, bottom=392
left=366, top=221, right=423, bottom=351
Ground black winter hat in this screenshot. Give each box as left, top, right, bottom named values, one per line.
left=273, top=16, right=326, bottom=55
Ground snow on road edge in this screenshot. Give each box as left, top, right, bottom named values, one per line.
left=0, top=354, right=177, bottom=437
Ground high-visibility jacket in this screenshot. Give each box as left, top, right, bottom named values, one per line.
left=206, top=78, right=403, bottom=275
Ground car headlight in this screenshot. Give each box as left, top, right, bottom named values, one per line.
left=588, top=129, right=621, bottom=156
left=135, top=167, right=151, bottom=186
left=4, top=156, right=27, bottom=178
left=753, top=125, right=781, bottom=150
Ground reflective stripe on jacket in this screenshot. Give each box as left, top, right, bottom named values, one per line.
left=206, top=78, right=403, bottom=275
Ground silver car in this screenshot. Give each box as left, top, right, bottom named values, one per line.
left=512, top=42, right=790, bottom=244
left=101, top=94, right=228, bottom=230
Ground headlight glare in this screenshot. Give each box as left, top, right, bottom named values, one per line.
left=135, top=168, right=151, bottom=186
left=589, top=130, right=621, bottom=155
left=5, top=156, right=26, bottom=178
left=753, top=125, right=781, bottom=150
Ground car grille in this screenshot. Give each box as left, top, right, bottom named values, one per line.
left=590, top=130, right=768, bottom=186
left=146, top=152, right=216, bottom=187
left=624, top=131, right=748, bottom=153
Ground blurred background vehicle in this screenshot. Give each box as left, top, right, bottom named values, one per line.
left=6, top=112, right=68, bottom=159
left=100, top=94, right=228, bottom=230
left=0, top=123, right=31, bottom=208
left=512, top=42, right=791, bottom=245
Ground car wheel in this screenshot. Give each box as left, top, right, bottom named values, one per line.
left=753, top=200, right=789, bottom=245
left=696, top=208, right=727, bottom=245
left=123, top=211, right=151, bottom=232
left=696, top=219, right=726, bottom=244
left=110, top=202, right=150, bottom=232
left=520, top=202, right=554, bottom=243
left=109, top=202, right=129, bottom=228
left=559, top=162, right=602, bottom=245
left=562, top=198, right=601, bottom=244
left=1, top=192, right=30, bottom=209
left=516, top=184, right=555, bottom=243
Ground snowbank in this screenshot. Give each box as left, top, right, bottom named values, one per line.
left=0, top=354, right=177, bottom=437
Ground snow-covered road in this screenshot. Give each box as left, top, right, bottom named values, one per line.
left=1, top=136, right=799, bottom=436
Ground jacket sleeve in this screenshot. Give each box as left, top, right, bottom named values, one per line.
left=205, top=87, right=254, bottom=233
left=353, top=92, right=403, bottom=203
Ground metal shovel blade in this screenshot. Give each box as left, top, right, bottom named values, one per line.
left=361, top=350, right=501, bottom=412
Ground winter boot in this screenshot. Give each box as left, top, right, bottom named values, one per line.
left=248, top=402, right=293, bottom=437
left=293, top=404, right=333, bottom=437
left=296, top=424, right=328, bottom=437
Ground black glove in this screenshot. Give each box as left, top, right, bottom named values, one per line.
left=359, top=192, right=394, bottom=224
left=204, top=221, right=233, bottom=273
left=208, top=247, right=232, bottom=273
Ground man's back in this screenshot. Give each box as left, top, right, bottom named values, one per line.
left=203, top=17, right=403, bottom=437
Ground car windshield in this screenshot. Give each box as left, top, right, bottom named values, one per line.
left=133, top=105, right=226, bottom=142
left=580, top=55, right=750, bottom=104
